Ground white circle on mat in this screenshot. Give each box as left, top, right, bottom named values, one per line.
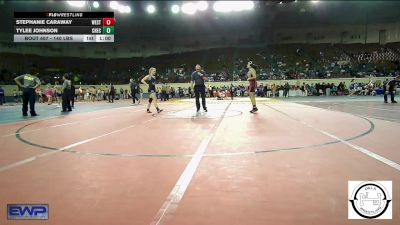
left=157, top=109, right=242, bottom=119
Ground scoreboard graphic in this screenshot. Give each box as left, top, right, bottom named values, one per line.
left=14, top=12, right=115, bottom=42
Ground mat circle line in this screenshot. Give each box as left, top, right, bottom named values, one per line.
left=14, top=106, right=375, bottom=158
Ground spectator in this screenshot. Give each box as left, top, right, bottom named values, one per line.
left=13, top=89, right=19, bottom=103
left=120, top=88, right=124, bottom=100
left=284, top=82, right=290, bottom=98
left=45, top=84, right=54, bottom=105
left=109, top=84, right=115, bottom=103
left=129, top=78, right=140, bottom=104
left=301, top=82, right=306, bottom=96
left=71, top=82, right=76, bottom=108
left=161, top=83, right=168, bottom=101
left=0, top=86, right=4, bottom=105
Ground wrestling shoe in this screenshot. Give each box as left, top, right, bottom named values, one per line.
left=250, top=107, right=258, bottom=113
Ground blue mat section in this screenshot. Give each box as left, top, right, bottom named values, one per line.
left=0, top=102, right=140, bottom=124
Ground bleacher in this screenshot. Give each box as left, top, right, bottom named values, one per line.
left=1, top=43, right=399, bottom=85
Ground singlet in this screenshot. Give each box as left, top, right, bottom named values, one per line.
left=148, top=76, right=156, bottom=92
left=247, top=70, right=256, bottom=87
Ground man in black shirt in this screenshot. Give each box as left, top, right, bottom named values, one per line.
left=191, top=64, right=208, bottom=112
left=70, top=83, right=76, bottom=108
left=109, top=83, right=115, bottom=103
left=61, top=73, right=72, bottom=112
left=0, top=86, right=4, bottom=105
left=130, top=78, right=140, bottom=104
left=230, top=83, right=235, bottom=100
left=383, top=75, right=400, bottom=103
left=284, top=82, right=290, bottom=98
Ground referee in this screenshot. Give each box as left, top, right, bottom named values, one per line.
left=61, top=73, right=72, bottom=112
left=191, top=64, right=208, bottom=112
left=14, top=71, right=41, bottom=117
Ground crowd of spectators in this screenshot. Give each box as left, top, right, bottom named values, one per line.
left=0, top=76, right=396, bottom=106
left=200, top=79, right=384, bottom=99
left=1, top=43, right=400, bottom=86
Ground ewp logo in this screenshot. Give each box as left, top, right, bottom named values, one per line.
left=7, top=204, right=49, bottom=220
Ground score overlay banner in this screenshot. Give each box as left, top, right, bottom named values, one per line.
left=13, top=12, right=114, bottom=43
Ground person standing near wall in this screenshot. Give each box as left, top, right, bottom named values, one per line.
left=130, top=78, right=140, bottom=104
left=0, top=86, right=5, bottom=105
left=229, top=83, right=234, bottom=100
left=109, top=83, right=115, bottom=103
left=13, top=89, right=19, bottom=103
left=384, top=75, right=400, bottom=103
left=61, top=74, right=72, bottom=112
left=70, top=82, right=76, bottom=108
left=284, top=82, right=290, bottom=98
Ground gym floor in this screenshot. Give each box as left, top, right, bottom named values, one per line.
left=0, top=96, right=399, bottom=225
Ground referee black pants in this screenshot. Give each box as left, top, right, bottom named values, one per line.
left=194, top=85, right=206, bottom=110
left=384, top=89, right=395, bottom=102
left=62, top=89, right=72, bottom=111
left=70, top=93, right=75, bottom=108
left=161, top=91, right=168, bottom=101
left=109, top=92, right=115, bottom=102
left=22, top=88, right=36, bottom=115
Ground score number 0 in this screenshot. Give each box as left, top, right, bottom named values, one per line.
left=102, top=18, right=115, bottom=26
left=102, top=18, right=115, bottom=34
